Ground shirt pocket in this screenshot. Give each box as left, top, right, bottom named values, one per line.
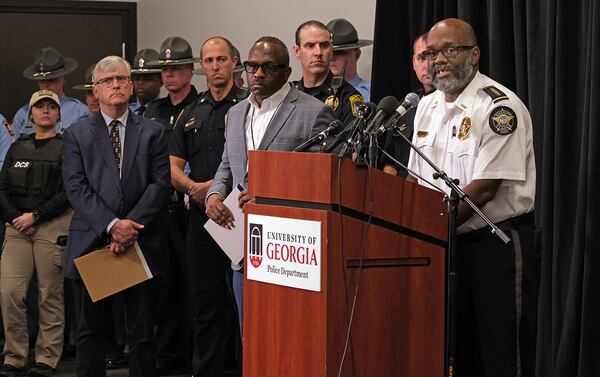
left=184, top=120, right=205, bottom=157
left=446, top=138, right=477, bottom=187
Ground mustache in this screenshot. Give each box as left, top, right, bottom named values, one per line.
left=432, top=63, right=451, bottom=74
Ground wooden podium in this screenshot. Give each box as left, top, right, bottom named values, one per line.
left=243, top=151, right=448, bottom=377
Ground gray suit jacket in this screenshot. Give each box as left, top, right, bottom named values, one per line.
left=209, top=85, right=336, bottom=199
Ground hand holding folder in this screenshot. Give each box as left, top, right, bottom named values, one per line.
left=74, top=241, right=153, bottom=302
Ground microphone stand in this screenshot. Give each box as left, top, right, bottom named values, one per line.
left=394, top=130, right=511, bottom=377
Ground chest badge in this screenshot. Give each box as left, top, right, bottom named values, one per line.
left=458, top=116, right=472, bottom=140
left=416, top=130, right=428, bottom=138
left=325, top=95, right=340, bottom=110
left=489, top=106, right=517, bottom=135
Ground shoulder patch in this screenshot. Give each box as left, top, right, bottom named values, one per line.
left=348, top=93, right=364, bottom=116
left=489, top=106, right=517, bottom=135
left=482, top=85, right=509, bottom=103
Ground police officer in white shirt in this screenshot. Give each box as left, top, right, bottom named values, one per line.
left=407, top=18, right=539, bottom=377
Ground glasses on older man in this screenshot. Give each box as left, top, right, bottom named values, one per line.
left=94, top=75, right=131, bottom=88
left=423, top=45, right=476, bottom=61
left=243, top=61, right=287, bottom=75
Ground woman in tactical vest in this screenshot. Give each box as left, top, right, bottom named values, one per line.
left=0, top=90, right=72, bottom=377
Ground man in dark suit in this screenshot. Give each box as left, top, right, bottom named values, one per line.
left=205, top=36, right=336, bottom=331
left=62, top=55, right=171, bottom=377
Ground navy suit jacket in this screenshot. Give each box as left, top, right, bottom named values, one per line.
left=62, top=111, right=171, bottom=279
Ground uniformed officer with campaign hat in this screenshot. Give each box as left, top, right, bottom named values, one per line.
left=326, top=18, right=373, bottom=101
left=144, top=36, right=200, bottom=374
left=129, top=49, right=163, bottom=116
left=72, top=64, right=99, bottom=115
left=11, top=46, right=87, bottom=139
left=144, top=37, right=200, bottom=130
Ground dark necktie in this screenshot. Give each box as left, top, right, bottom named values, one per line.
left=109, top=120, right=122, bottom=172
left=137, top=105, right=145, bottom=116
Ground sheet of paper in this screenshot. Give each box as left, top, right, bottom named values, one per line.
left=74, top=241, right=153, bottom=302
left=204, top=186, right=245, bottom=264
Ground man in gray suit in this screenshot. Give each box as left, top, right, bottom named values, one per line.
left=205, top=36, right=336, bottom=330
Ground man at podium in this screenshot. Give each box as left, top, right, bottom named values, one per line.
left=205, top=36, right=336, bottom=331
left=407, top=18, right=539, bottom=377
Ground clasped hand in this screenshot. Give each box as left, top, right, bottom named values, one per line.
left=110, top=219, right=144, bottom=254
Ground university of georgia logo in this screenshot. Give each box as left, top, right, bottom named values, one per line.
left=248, top=223, right=263, bottom=268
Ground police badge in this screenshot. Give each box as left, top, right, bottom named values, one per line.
left=458, top=116, right=472, bottom=140
left=325, top=95, right=340, bottom=110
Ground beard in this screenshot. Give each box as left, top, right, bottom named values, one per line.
left=430, top=55, right=474, bottom=94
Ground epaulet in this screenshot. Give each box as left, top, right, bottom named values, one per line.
left=481, top=85, right=509, bottom=103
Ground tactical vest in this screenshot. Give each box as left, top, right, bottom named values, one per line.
left=6, top=135, right=64, bottom=202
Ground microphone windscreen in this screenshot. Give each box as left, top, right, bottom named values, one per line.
left=403, top=92, right=420, bottom=108
left=377, top=96, right=399, bottom=117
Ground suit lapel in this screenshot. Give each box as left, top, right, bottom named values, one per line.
left=120, top=113, right=141, bottom=187
left=257, top=88, right=297, bottom=151
left=90, top=113, right=122, bottom=192
left=239, top=102, right=250, bottom=170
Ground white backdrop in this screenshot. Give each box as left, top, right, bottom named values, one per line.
left=135, top=0, right=376, bottom=92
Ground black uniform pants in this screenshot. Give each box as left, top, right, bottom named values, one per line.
left=455, top=213, right=540, bottom=377
left=186, top=206, right=231, bottom=377
left=71, top=277, right=158, bottom=377
left=155, top=204, right=189, bottom=370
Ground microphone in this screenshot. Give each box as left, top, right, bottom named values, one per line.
left=294, top=120, right=344, bottom=152
left=323, top=102, right=376, bottom=154
left=363, top=96, right=399, bottom=136
left=376, top=92, right=421, bottom=137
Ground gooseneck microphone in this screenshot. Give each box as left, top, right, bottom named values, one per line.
left=362, top=96, right=399, bottom=136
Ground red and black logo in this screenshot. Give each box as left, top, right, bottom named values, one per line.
left=248, top=223, right=263, bottom=268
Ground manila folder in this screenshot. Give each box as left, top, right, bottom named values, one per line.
left=74, top=241, right=153, bottom=302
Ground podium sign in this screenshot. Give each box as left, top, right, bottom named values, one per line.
left=247, top=214, right=322, bottom=292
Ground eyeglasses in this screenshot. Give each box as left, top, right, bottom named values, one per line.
left=243, top=61, right=287, bottom=75
left=423, top=46, right=476, bottom=61
left=94, top=75, right=131, bottom=87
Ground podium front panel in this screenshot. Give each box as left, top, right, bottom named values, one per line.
left=243, top=203, right=445, bottom=377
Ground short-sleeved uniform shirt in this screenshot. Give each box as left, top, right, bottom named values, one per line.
left=293, top=72, right=364, bottom=125
left=348, top=74, right=371, bottom=102
left=407, top=72, right=536, bottom=233
left=169, top=86, right=248, bottom=185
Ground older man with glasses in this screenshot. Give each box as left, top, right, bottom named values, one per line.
left=62, top=55, right=170, bottom=377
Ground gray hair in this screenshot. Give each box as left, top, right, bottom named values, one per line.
left=92, top=56, right=131, bottom=82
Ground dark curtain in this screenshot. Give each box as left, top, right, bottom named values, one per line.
left=372, top=1, right=600, bottom=376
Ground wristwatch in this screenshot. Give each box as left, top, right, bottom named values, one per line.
left=32, top=209, right=40, bottom=224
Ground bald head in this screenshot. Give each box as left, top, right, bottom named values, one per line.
left=428, top=18, right=477, bottom=47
